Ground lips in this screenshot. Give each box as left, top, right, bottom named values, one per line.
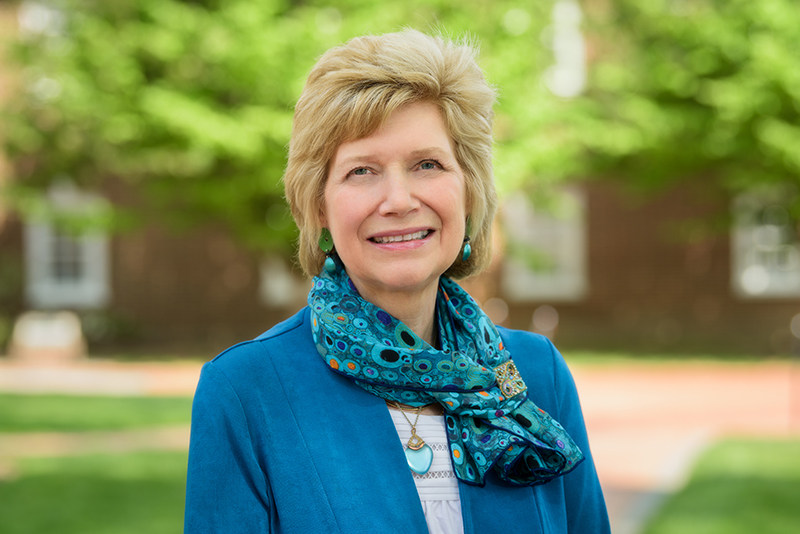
left=370, top=229, right=432, bottom=244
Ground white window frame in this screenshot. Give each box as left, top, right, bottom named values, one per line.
left=501, top=187, right=588, bottom=302
left=24, top=184, right=110, bottom=309
left=731, top=190, right=800, bottom=298
left=544, top=0, right=586, bottom=98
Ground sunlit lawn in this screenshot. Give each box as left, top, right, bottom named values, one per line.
left=643, top=439, right=800, bottom=534
left=0, top=452, right=187, bottom=534
left=0, top=393, right=193, bottom=432
left=0, top=394, right=192, bottom=534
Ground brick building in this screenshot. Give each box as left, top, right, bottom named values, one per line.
left=498, top=180, right=800, bottom=355
left=4, top=175, right=798, bottom=356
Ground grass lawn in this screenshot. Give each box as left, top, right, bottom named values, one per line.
left=0, top=394, right=193, bottom=432
left=1, top=395, right=191, bottom=533
left=0, top=452, right=188, bottom=534
left=643, top=438, right=800, bottom=534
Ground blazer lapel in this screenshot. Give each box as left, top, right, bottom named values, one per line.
left=271, top=311, right=430, bottom=532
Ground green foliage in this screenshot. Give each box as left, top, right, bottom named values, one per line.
left=4, top=0, right=800, bottom=253
left=0, top=251, right=22, bottom=348
left=2, top=0, right=559, bottom=252
left=0, top=393, right=192, bottom=432
left=0, top=452, right=187, bottom=534
left=79, top=309, right=143, bottom=346
left=574, top=0, right=800, bottom=195
left=644, top=438, right=800, bottom=534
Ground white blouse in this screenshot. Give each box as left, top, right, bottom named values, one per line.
left=388, top=409, right=464, bottom=534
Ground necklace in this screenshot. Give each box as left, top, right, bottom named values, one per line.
left=390, top=402, right=434, bottom=475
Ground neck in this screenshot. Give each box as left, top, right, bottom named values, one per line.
left=354, top=282, right=439, bottom=346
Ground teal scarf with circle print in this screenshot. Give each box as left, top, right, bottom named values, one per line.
left=308, top=263, right=584, bottom=487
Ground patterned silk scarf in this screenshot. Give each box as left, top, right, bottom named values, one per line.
left=308, top=264, right=584, bottom=487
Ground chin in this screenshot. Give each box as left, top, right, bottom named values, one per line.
left=362, top=268, right=443, bottom=296
left=380, top=273, right=434, bottom=292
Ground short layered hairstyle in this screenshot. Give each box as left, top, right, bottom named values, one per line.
left=283, top=29, right=497, bottom=279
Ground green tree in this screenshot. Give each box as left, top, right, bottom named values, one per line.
left=572, top=0, right=800, bottom=198
left=5, top=0, right=799, bottom=253
left=1, top=0, right=559, bottom=252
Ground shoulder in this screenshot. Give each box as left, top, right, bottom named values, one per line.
left=496, top=326, right=556, bottom=354
left=200, top=307, right=314, bottom=386
left=214, top=307, right=309, bottom=360
left=253, top=306, right=310, bottom=343
left=496, top=326, right=561, bottom=374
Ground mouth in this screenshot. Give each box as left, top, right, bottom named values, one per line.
left=369, top=229, right=433, bottom=244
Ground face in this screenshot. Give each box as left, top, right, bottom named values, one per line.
left=322, top=101, right=467, bottom=305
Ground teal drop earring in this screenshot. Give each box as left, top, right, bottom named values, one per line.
left=461, top=217, right=472, bottom=261
left=319, top=228, right=336, bottom=273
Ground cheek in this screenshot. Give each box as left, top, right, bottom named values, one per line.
left=435, top=191, right=468, bottom=242
left=325, top=196, right=367, bottom=239
left=441, top=180, right=468, bottom=220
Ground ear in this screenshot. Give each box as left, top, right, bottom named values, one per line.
left=318, top=208, right=327, bottom=227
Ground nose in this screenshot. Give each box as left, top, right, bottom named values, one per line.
left=378, top=168, right=420, bottom=217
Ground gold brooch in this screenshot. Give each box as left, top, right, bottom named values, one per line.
left=495, top=361, right=527, bottom=398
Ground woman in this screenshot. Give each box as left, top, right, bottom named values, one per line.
left=185, top=30, right=610, bottom=534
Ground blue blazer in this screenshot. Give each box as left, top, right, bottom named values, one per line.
left=185, top=308, right=611, bottom=533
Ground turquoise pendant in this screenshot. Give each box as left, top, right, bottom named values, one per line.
left=405, top=443, right=433, bottom=475
left=324, top=256, right=336, bottom=273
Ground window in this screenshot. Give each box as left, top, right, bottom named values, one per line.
left=731, top=189, right=800, bottom=298
left=544, top=0, right=586, bottom=98
left=24, top=183, right=110, bottom=309
left=258, top=255, right=307, bottom=307
left=501, top=187, right=588, bottom=301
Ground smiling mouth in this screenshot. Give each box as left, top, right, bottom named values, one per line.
left=370, top=230, right=432, bottom=244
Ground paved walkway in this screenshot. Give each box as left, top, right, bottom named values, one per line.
left=572, top=360, right=800, bottom=534
left=1, top=357, right=799, bottom=533
left=0, top=359, right=202, bottom=396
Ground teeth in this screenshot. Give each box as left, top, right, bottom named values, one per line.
left=373, top=230, right=430, bottom=244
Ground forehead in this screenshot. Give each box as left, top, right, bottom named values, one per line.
left=330, top=102, right=454, bottom=166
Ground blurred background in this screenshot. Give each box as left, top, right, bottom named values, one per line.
left=1, top=1, right=799, bottom=533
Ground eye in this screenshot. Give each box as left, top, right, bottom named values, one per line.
left=348, top=167, right=371, bottom=177
left=419, top=160, right=441, bottom=170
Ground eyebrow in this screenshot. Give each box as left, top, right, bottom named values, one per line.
left=332, top=146, right=453, bottom=170
left=409, top=147, right=452, bottom=159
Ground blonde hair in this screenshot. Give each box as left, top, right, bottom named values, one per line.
left=283, top=29, right=497, bottom=279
